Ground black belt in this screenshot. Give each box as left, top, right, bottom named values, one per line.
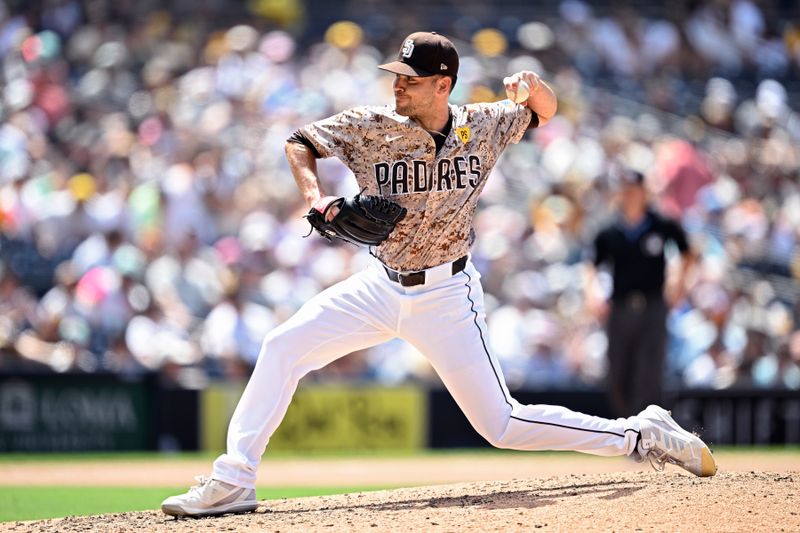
left=384, top=256, right=468, bottom=287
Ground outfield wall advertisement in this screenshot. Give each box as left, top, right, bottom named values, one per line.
left=202, top=384, right=427, bottom=452
left=2, top=373, right=798, bottom=452
left=428, top=388, right=800, bottom=447
left=0, top=375, right=153, bottom=452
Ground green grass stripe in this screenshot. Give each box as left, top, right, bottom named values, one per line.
left=0, top=449, right=535, bottom=463
left=0, top=485, right=391, bottom=523
left=0, top=446, right=797, bottom=464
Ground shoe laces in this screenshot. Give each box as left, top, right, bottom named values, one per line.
left=188, top=475, right=212, bottom=496
left=646, top=449, right=671, bottom=472
left=639, top=440, right=680, bottom=472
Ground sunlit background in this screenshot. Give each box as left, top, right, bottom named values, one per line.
left=1, top=0, right=799, bottom=453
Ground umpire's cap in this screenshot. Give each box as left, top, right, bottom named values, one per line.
left=609, top=167, right=646, bottom=191
left=379, top=32, right=459, bottom=78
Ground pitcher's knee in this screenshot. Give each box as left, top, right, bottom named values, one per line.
left=256, top=333, right=302, bottom=370
left=483, top=433, right=514, bottom=449
left=485, top=426, right=529, bottom=450
left=473, top=418, right=515, bottom=449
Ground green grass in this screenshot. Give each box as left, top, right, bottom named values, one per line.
left=0, top=448, right=557, bottom=463
left=0, top=445, right=797, bottom=464
left=0, top=485, right=390, bottom=523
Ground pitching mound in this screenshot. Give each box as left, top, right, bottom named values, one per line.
left=6, top=471, right=798, bottom=532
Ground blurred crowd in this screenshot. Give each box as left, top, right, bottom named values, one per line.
left=1, top=0, right=799, bottom=391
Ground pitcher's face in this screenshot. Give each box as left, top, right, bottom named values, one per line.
left=392, top=74, right=440, bottom=117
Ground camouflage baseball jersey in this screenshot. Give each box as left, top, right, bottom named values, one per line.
left=300, top=101, right=533, bottom=271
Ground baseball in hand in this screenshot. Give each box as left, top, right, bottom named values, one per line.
left=506, top=79, right=530, bottom=103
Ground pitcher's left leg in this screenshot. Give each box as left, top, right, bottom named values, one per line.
left=401, top=263, right=640, bottom=457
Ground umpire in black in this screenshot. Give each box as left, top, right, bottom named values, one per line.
left=586, top=169, right=695, bottom=418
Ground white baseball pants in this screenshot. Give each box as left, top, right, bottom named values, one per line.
left=212, top=258, right=641, bottom=489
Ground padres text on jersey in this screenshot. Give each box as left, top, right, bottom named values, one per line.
left=300, top=101, right=532, bottom=270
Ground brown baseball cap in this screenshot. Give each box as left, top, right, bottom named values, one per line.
left=378, top=31, right=459, bottom=78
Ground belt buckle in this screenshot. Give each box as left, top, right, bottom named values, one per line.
left=399, top=271, right=424, bottom=287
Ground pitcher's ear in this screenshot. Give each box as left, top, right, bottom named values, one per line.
left=439, top=76, right=451, bottom=94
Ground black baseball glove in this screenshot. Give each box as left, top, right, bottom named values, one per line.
left=304, top=193, right=407, bottom=247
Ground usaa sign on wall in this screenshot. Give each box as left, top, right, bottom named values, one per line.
left=0, top=376, right=151, bottom=451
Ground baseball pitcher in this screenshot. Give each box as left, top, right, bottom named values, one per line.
left=162, top=31, right=716, bottom=518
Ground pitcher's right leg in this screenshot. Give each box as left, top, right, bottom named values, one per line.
left=211, top=269, right=396, bottom=489
left=163, top=269, right=396, bottom=516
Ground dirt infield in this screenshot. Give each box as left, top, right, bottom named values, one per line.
left=1, top=452, right=798, bottom=531
left=5, top=471, right=798, bottom=532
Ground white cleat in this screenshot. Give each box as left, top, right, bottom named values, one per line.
left=161, top=476, right=258, bottom=517
left=636, top=405, right=718, bottom=477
